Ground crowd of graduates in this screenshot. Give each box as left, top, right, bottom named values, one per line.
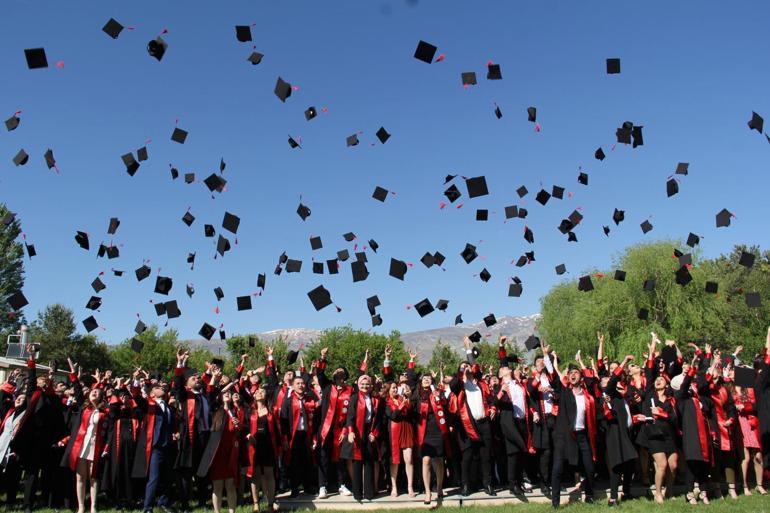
left=0, top=328, right=769, bottom=513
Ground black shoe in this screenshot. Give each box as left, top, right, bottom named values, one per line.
left=511, top=485, right=527, bottom=500
left=485, top=485, right=497, bottom=496
left=289, top=489, right=300, bottom=498
left=460, top=485, right=471, bottom=497
left=584, top=496, right=594, bottom=504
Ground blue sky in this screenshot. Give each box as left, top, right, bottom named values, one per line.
left=2, top=0, right=769, bottom=344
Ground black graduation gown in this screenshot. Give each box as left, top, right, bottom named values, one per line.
left=674, top=369, right=712, bottom=463
left=101, top=401, right=137, bottom=501
left=172, top=369, right=215, bottom=470
left=755, top=354, right=770, bottom=467
left=495, top=381, right=529, bottom=454
left=551, top=372, right=600, bottom=466
left=603, top=371, right=638, bottom=469
left=526, top=373, right=555, bottom=450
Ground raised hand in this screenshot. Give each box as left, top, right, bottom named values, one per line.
left=499, top=335, right=507, bottom=346
left=463, top=336, right=471, bottom=350
left=363, top=349, right=369, bottom=364
left=384, top=344, right=392, bottom=359
left=622, top=355, right=634, bottom=366
left=67, top=357, right=77, bottom=374
left=734, top=345, right=743, bottom=356
left=408, top=348, right=417, bottom=361
left=541, top=344, right=551, bottom=355
left=320, top=347, right=329, bottom=359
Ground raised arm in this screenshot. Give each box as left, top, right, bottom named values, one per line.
left=404, top=347, right=418, bottom=390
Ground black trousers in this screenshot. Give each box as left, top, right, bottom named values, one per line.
left=290, top=431, right=316, bottom=493
left=317, top=436, right=349, bottom=490
left=461, top=418, right=493, bottom=488
left=685, top=459, right=710, bottom=494
left=351, top=459, right=374, bottom=501
left=551, top=431, right=595, bottom=507
left=609, top=460, right=634, bottom=500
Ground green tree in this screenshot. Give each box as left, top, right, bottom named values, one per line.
left=426, top=340, right=462, bottom=375
left=110, top=325, right=178, bottom=377
left=0, top=204, right=26, bottom=349
left=225, top=335, right=290, bottom=373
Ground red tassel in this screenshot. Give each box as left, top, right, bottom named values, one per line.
left=435, top=54, right=445, bottom=62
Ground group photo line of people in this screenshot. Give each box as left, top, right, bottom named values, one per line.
left=1, top=328, right=769, bottom=513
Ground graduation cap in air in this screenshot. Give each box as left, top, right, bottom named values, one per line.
left=25, top=244, right=36, bottom=258
left=5, top=114, right=20, bottom=131
left=716, top=209, right=732, bottom=228
left=171, top=127, right=188, bottom=144
left=643, top=278, right=656, bottom=291
left=82, top=316, right=98, bottom=333
left=326, top=259, right=338, bottom=274
left=105, top=245, right=119, bottom=259
left=705, top=281, right=718, bottom=294
left=616, top=121, right=633, bottom=144
left=186, top=284, right=195, bottom=298
left=514, top=255, right=528, bottom=267
left=91, top=277, right=106, bottom=293
left=686, top=233, right=700, bottom=248
left=135, top=319, right=147, bottom=334
left=204, top=173, right=226, bottom=192
left=444, top=184, right=462, bottom=203
left=199, top=323, right=216, bottom=341
left=184, top=173, right=195, bottom=184
left=487, top=63, right=502, bottom=80
left=6, top=290, right=28, bottom=310
left=479, top=268, right=491, bottom=282
left=525, top=335, right=541, bottom=351
left=632, top=126, right=644, bottom=147
left=376, top=127, right=391, bottom=144
left=638, top=308, right=649, bottom=320
left=389, top=258, right=408, bottom=280
left=433, top=252, right=445, bottom=266
left=414, top=298, right=434, bottom=317
left=75, top=231, right=89, bottom=250
left=131, top=338, right=144, bottom=353
left=435, top=299, right=449, bottom=311
left=552, top=186, right=565, bottom=199
left=746, top=292, right=761, bottom=308
left=136, top=146, right=148, bottom=161
left=44, top=149, right=56, bottom=169
left=186, top=252, right=196, bottom=268
left=748, top=111, right=764, bottom=133
left=170, top=166, right=179, bottom=179
left=676, top=163, right=689, bottom=175
left=555, top=264, right=567, bottom=275
left=235, top=296, right=251, bottom=312
left=606, top=58, right=621, bottom=74
left=454, top=314, right=463, bottom=325
left=135, top=265, right=151, bottom=281
left=483, top=313, right=497, bottom=327
left=465, top=176, right=488, bottom=198
left=214, top=287, right=224, bottom=301
left=678, top=252, right=692, bottom=267
left=13, top=149, right=28, bottom=167
left=154, top=276, right=172, bottom=295
left=372, top=186, right=389, bottom=202
left=420, top=252, right=435, bottom=268
left=508, top=277, right=523, bottom=297
left=24, top=48, right=48, bottom=69
left=516, top=185, right=528, bottom=198
left=182, top=211, right=195, bottom=227
left=257, top=273, right=266, bottom=289
left=274, top=77, right=292, bottom=102
left=675, top=266, right=692, bottom=286
left=523, top=226, right=534, bottom=244
left=371, top=314, right=382, bottom=327
left=107, top=218, right=120, bottom=235
left=739, top=251, right=755, bottom=268
left=85, top=296, right=102, bottom=310
left=367, top=295, right=381, bottom=315
left=235, top=25, right=252, bottom=42
left=305, top=107, right=317, bottom=120
left=247, top=51, right=263, bottom=65
left=286, top=259, right=302, bottom=273
left=666, top=179, right=679, bottom=197
left=351, top=260, right=369, bottom=282
left=147, top=37, right=167, bottom=61
left=217, top=235, right=231, bottom=256
left=504, top=206, right=518, bottom=219
left=154, top=302, right=166, bottom=316
left=578, top=275, right=594, bottom=291
left=297, top=203, right=311, bottom=221
left=337, top=249, right=350, bottom=261
left=165, top=300, right=181, bottom=319
left=461, top=72, right=477, bottom=86
left=414, top=40, right=437, bottom=63
left=469, top=332, right=481, bottom=343
left=535, top=189, right=551, bottom=205
left=346, top=134, right=359, bottom=147
left=203, top=224, right=215, bottom=238
left=476, top=209, right=488, bottom=221
left=612, top=209, right=625, bottom=225
left=460, top=243, right=478, bottom=264
left=595, top=148, right=605, bottom=161
left=578, top=172, right=588, bottom=185
left=493, top=105, right=503, bottom=119
left=368, top=239, right=379, bottom=252
left=307, top=285, right=332, bottom=311
left=222, top=212, right=240, bottom=234
left=343, top=232, right=356, bottom=242
left=527, top=106, right=537, bottom=122
left=309, top=236, right=322, bottom=250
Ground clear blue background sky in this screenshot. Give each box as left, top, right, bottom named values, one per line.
left=2, top=0, right=768, bottom=344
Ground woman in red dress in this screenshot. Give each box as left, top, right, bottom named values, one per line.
left=197, top=383, right=241, bottom=513
left=732, top=369, right=767, bottom=495
left=384, top=381, right=416, bottom=497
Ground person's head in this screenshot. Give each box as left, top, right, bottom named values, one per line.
left=292, top=376, right=305, bottom=395
left=358, top=375, right=372, bottom=394
left=567, top=366, right=582, bottom=386
left=627, top=362, right=640, bottom=377
left=442, top=375, right=452, bottom=386
left=399, top=373, right=408, bottom=384
left=186, top=373, right=203, bottom=392
left=489, top=375, right=499, bottom=388
left=248, top=372, right=260, bottom=386
left=608, top=361, right=620, bottom=374
left=388, top=382, right=399, bottom=398
left=499, top=366, right=512, bottom=380
left=220, top=375, right=231, bottom=387
left=221, top=389, right=233, bottom=405
left=88, top=387, right=106, bottom=408
left=254, top=386, right=267, bottom=403
left=512, top=366, right=523, bottom=381
left=283, top=370, right=295, bottom=386
left=534, top=356, right=545, bottom=373
left=151, top=384, right=165, bottom=400
left=654, top=376, right=668, bottom=391
left=36, top=375, right=47, bottom=389
left=54, top=381, right=67, bottom=396
left=333, top=367, right=348, bottom=385
left=13, top=391, right=26, bottom=409
left=420, top=374, right=433, bottom=390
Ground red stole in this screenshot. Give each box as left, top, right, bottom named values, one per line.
left=289, top=394, right=315, bottom=445
left=68, top=407, right=106, bottom=477
left=349, top=392, right=378, bottom=460
left=692, top=392, right=710, bottom=461
left=456, top=379, right=492, bottom=442
left=710, top=387, right=732, bottom=451
left=320, top=384, right=350, bottom=444
left=416, top=393, right=450, bottom=451
left=572, top=387, right=598, bottom=462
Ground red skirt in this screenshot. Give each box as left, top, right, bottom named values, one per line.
left=398, top=423, right=414, bottom=449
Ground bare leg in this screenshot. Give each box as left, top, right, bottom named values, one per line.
left=212, top=480, right=224, bottom=513
left=652, top=453, right=667, bottom=503
left=225, top=478, right=237, bottom=513
left=389, top=463, right=399, bottom=497
left=403, top=448, right=415, bottom=496
left=431, top=458, right=444, bottom=500
left=88, top=461, right=98, bottom=513
left=250, top=478, right=261, bottom=510
left=75, top=459, right=87, bottom=513
left=422, top=456, right=432, bottom=503
left=665, top=453, right=678, bottom=497
left=752, top=450, right=766, bottom=493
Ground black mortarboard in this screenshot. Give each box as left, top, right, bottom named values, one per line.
left=286, top=259, right=302, bottom=273
left=274, top=77, right=292, bottom=102
left=326, top=259, right=339, bottom=274
left=25, top=244, right=36, bottom=258
left=508, top=280, right=523, bottom=297
left=102, top=18, right=123, bottom=39
left=12, top=149, right=28, bottom=166
left=643, top=278, right=656, bottom=291
left=199, top=323, right=215, bottom=340
left=284, top=350, right=298, bottom=365
left=552, top=186, right=565, bottom=199
left=435, top=299, right=449, bottom=311
left=181, top=211, right=195, bottom=227
left=131, top=338, right=144, bottom=353
left=6, top=290, right=28, bottom=310
left=82, top=316, right=98, bottom=333
left=343, top=232, right=356, bottom=242
left=147, top=37, right=167, bottom=61
left=578, top=171, right=588, bottom=185
left=444, top=174, right=457, bottom=184
left=113, top=269, right=124, bottom=276
left=595, top=147, right=605, bottom=161
left=460, top=243, right=478, bottom=264
left=213, top=287, right=224, bottom=301
left=170, top=166, right=179, bottom=179
left=85, top=296, right=101, bottom=310
left=222, top=212, right=240, bottom=234
left=217, top=235, right=231, bottom=256
left=444, top=184, right=462, bottom=203
left=516, top=185, right=528, bottom=197
left=487, top=63, right=502, bottom=80
left=525, top=106, right=537, bottom=123
left=675, top=266, right=692, bottom=286
left=504, top=205, right=518, bottom=219
left=734, top=367, right=755, bottom=388
left=494, top=106, right=502, bottom=119
left=97, top=244, right=107, bottom=258
left=235, top=25, right=252, bottom=42
left=371, top=314, right=382, bottom=327
left=257, top=273, right=266, bottom=289
left=24, top=48, right=48, bottom=69
left=433, top=252, right=445, bottom=266
left=184, top=173, right=195, bottom=184
left=455, top=314, right=463, bottom=325
left=107, top=217, right=120, bottom=235
left=105, top=245, right=119, bottom=259
left=5, top=115, right=20, bottom=131
left=389, top=258, right=408, bottom=280
left=91, top=277, right=106, bottom=293
left=479, top=268, right=491, bottom=282
left=75, top=231, right=89, bottom=250
left=351, top=260, right=369, bottom=282
left=616, top=121, right=633, bottom=144
left=186, top=252, right=196, bottom=268
left=346, top=134, right=359, bottom=147
left=746, top=292, right=761, bottom=308
left=307, top=285, right=332, bottom=311
left=309, top=236, right=322, bottom=250
left=686, top=232, right=700, bottom=247
left=748, top=111, right=764, bottom=133
left=368, top=239, right=378, bottom=252
left=483, top=313, right=497, bottom=327
left=568, top=232, right=578, bottom=242
left=716, top=208, right=732, bottom=228
left=135, top=319, right=147, bottom=334
left=154, top=276, right=172, bottom=295
left=638, top=308, right=649, bottom=320
left=461, top=72, right=477, bottom=86
left=476, top=209, right=488, bottom=221
left=297, top=203, right=311, bottom=221
left=135, top=146, right=148, bottom=162
left=337, top=249, right=350, bottom=261
left=666, top=179, right=679, bottom=197
left=523, top=226, right=534, bottom=244
left=676, top=162, right=689, bottom=175
left=414, top=298, right=434, bottom=317
left=204, top=173, right=226, bottom=192
left=305, top=106, right=317, bottom=120
left=535, top=189, right=551, bottom=205
left=555, top=264, right=567, bottom=275
left=414, top=40, right=437, bottom=63
left=42, top=149, right=56, bottom=170
left=154, top=302, right=166, bottom=316
left=612, top=208, right=625, bottom=225
left=186, top=284, right=194, bottom=298
left=515, top=255, right=528, bottom=267
left=632, top=125, right=644, bottom=147
left=171, top=127, right=187, bottom=144
left=247, top=51, right=263, bottom=65
left=606, top=58, right=621, bottom=74
left=578, top=275, right=594, bottom=291
left=367, top=295, right=381, bottom=315
left=165, top=300, right=180, bottom=319
left=469, top=332, right=481, bottom=343
left=135, top=265, right=151, bottom=281
left=525, top=335, right=541, bottom=351
left=372, top=186, right=389, bottom=202
left=739, top=251, right=755, bottom=268
left=678, top=252, right=692, bottom=267
left=641, top=220, right=653, bottom=234
left=421, top=252, right=435, bottom=268
left=465, top=176, right=488, bottom=198
left=703, top=281, right=718, bottom=294
left=376, top=127, right=391, bottom=144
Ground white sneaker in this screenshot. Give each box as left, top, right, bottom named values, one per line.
left=339, top=485, right=353, bottom=496
left=318, top=487, right=328, bottom=499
